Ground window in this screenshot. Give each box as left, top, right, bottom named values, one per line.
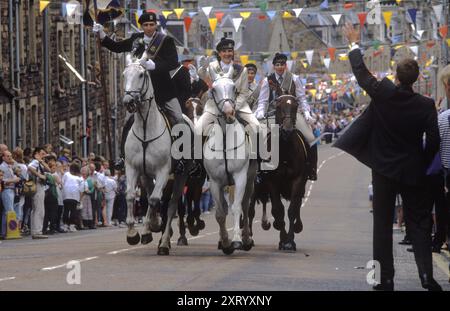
left=222, top=31, right=233, bottom=39
left=0, top=114, right=3, bottom=144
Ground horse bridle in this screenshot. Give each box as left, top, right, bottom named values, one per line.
left=123, top=66, right=154, bottom=115
left=211, top=77, right=237, bottom=116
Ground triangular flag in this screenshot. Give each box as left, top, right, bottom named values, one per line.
left=39, top=0, right=50, bottom=13
left=407, top=9, right=417, bottom=25
left=309, top=89, right=317, bottom=98
left=439, top=25, right=448, bottom=38
left=283, top=11, right=293, bottom=19
left=174, top=8, right=184, bottom=19
left=447, top=38, right=450, bottom=47
left=258, top=15, right=267, bottom=20
left=357, top=12, right=367, bottom=28
left=433, top=4, right=443, bottom=22
left=240, top=12, right=252, bottom=20
left=266, top=10, right=277, bottom=21
left=331, top=14, right=342, bottom=25
left=344, top=3, right=355, bottom=9
left=202, top=6, right=213, bottom=17
left=258, top=0, right=268, bottom=12
left=208, top=18, right=217, bottom=34
left=232, top=18, right=243, bottom=32
left=135, top=12, right=140, bottom=26
left=328, top=47, right=336, bottom=61
left=229, top=4, right=241, bottom=9
left=240, top=55, right=249, bottom=65
left=323, top=58, right=331, bottom=69
left=409, top=45, right=419, bottom=56
left=66, top=3, right=78, bottom=17
left=330, top=74, right=337, bottom=80
left=320, top=0, right=328, bottom=10
left=291, top=52, right=299, bottom=59
left=305, top=50, right=314, bottom=65
left=396, top=0, right=402, bottom=4
left=417, top=30, right=425, bottom=39
left=188, top=12, right=198, bottom=18
left=293, top=8, right=303, bottom=18
left=184, top=17, right=193, bottom=33
left=382, top=11, right=392, bottom=29
left=301, top=59, right=308, bottom=69
left=206, top=49, right=213, bottom=57
left=215, top=12, right=224, bottom=23
left=162, top=10, right=173, bottom=19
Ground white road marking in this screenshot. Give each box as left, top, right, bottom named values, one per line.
left=301, top=151, right=345, bottom=208
left=0, top=277, right=16, bottom=282
left=41, top=256, right=98, bottom=271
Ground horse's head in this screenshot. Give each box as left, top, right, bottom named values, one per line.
left=122, top=53, right=154, bottom=113
left=275, top=95, right=298, bottom=139
left=184, top=97, right=203, bottom=122
left=210, top=66, right=237, bottom=124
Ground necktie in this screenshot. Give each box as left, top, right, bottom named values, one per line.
left=278, top=76, right=283, bottom=85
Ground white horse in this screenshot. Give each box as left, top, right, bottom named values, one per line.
left=201, top=66, right=257, bottom=255
left=122, top=53, right=193, bottom=255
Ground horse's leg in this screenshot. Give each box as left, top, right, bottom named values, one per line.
left=229, top=166, right=249, bottom=250
left=193, top=178, right=205, bottom=231
left=140, top=177, right=158, bottom=245
left=293, top=178, right=307, bottom=234
left=241, top=161, right=257, bottom=251
left=248, top=192, right=256, bottom=237
left=158, top=174, right=188, bottom=255
left=267, top=183, right=288, bottom=250
left=283, top=178, right=305, bottom=252
left=209, top=180, right=232, bottom=254
left=125, top=166, right=140, bottom=245
left=185, top=184, right=198, bottom=236
left=177, top=195, right=188, bottom=246
left=261, top=200, right=271, bottom=231
left=147, top=167, right=170, bottom=233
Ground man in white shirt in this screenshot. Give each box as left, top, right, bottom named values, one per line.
left=245, top=63, right=260, bottom=112
left=255, top=53, right=317, bottom=180
left=0, top=151, right=21, bottom=239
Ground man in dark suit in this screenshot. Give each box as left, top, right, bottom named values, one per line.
left=92, top=12, right=197, bottom=175
left=336, top=23, right=442, bottom=291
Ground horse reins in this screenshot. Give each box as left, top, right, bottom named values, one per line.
left=126, top=68, right=166, bottom=178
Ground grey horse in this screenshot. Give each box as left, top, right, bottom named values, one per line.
left=122, top=53, right=193, bottom=255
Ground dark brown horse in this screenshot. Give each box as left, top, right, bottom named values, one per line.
left=262, top=94, right=309, bottom=251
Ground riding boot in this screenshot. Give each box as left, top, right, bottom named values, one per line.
left=115, top=115, right=135, bottom=170
left=307, top=144, right=318, bottom=181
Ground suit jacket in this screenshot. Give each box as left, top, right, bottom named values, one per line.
left=101, top=31, right=179, bottom=104
left=334, top=48, right=439, bottom=186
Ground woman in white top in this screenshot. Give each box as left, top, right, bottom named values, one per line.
left=61, top=162, right=84, bottom=232
left=103, top=169, right=117, bottom=226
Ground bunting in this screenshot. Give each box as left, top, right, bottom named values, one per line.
left=240, top=12, right=252, bottom=20
left=162, top=10, right=172, bottom=19
left=439, top=25, right=448, bottom=39
left=432, top=4, right=443, bottom=22
left=331, top=14, right=342, bottom=25
left=240, top=55, right=249, bottom=65
left=293, top=8, right=303, bottom=18
left=232, top=18, right=243, bottom=32
left=208, top=18, right=218, bottom=34
left=201, top=6, right=213, bottom=17
left=40, top=0, right=50, bottom=13
left=328, top=47, right=336, bottom=62
left=266, top=11, right=276, bottom=21
left=382, top=11, right=392, bottom=29
left=305, top=50, right=314, bottom=66
left=184, top=17, right=193, bottom=33
left=357, top=12, right=367, bottom=28
left=215, top=12, right=224, bottom=23
left=174, top=8, right=184, bottom=19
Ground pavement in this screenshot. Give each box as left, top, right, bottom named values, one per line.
left=0, top=143, right=449, bottom=291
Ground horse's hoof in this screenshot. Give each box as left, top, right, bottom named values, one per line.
left=196, top=219, right=205, bottom=231
left=188, top=226, right=199, bottom=237
left=278, top=241, right=283, bottom=250
left=242, top=240, right=254, bottom=251
left=294, top=219, right=303, bottom=233
left=273, top=220, right=283, bottom=231
left=150, top=222, right=162, bottom=233
left=177, top=236, right=188, bottom=246
left=231, top=241, right=243, bottom=250
left=157, top=247, right=170, bottom=256
left=141, top=233, right=153, bottom=245
left=218, top=241, right=223, bottom=250
left=222, top=246, right=235, bottom=255
left=281, top=241, right=296, bottom=252
left=127, top=232, right=141, bottom=245
left=261, top=221, right=271, bottom=231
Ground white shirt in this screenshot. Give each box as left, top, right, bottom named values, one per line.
left=438, top=105, right=450, bottom=169
left=104, top=176, right=118, bottom=200
left=62, top=172, right=84, bottom=202
left=255, top=71, right=308, bottom=119
left=220, top=61, right=231, bottom=74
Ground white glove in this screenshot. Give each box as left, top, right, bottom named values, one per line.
left=255, top=109, right=265, bottom=120
left=92, top=22, right=106, bottom=40
left=139, top=57, right=155, bottom=70
left=188, top=64, right=199, bottom=82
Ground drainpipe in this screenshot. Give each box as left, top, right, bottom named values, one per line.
left=80, top=21, right=88, bottom=158
left=8, top=0, right=14, bottom=148
left=43, top=5, right=49, bottom=144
